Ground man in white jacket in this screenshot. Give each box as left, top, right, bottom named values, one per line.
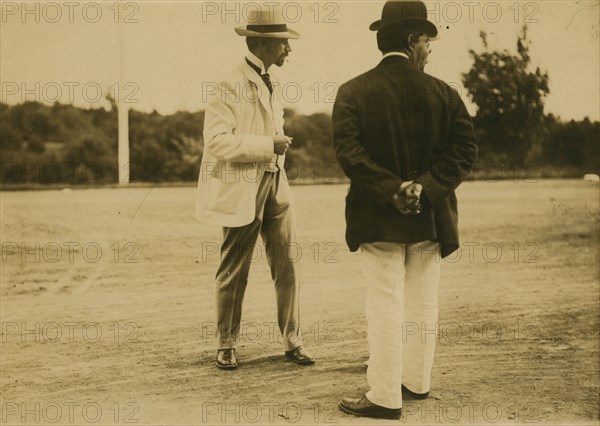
left=196, top=5, right=314, bottom=370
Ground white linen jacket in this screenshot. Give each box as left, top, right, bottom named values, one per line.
left=195, top=59, right=286, bottom=227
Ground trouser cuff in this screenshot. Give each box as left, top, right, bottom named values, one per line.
left=283, top=337, right=303, bottom=352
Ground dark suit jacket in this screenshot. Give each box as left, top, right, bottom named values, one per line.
left=332, top=55, right=478, bottom=258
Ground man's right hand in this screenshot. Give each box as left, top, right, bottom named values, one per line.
left=273, top=135, right=293, bottom=155
left=391, top=182, right=423, bottom=215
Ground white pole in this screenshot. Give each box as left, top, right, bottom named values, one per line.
left=117, top=15, right=130, bottom=184
left=118, top=104, right=130, bottom=184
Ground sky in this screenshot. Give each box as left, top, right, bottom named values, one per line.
left=1, top=0, right=599, bottom=121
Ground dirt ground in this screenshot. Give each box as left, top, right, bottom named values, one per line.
left=1, top=179, right=598, bottom=425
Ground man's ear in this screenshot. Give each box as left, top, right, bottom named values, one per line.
left=407, top=34, right=415, bottom=52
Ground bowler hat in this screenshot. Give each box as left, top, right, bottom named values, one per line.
left=370, top=0, right=438, bottom=38
left=235, top=5, right=300, bottom=39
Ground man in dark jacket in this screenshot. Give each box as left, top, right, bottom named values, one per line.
left=333, top=0, right=478, bottom=419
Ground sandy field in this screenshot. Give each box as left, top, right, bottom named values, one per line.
left=1, top=179, right=598, bottom=425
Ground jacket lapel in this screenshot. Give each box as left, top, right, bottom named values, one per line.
left=240, top=61, right=273, bottom=116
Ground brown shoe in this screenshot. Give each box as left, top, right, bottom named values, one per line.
left=285, top=346, right=315, bottom=365
left=338, top=395, right=401, bottom=420
left=216, top=349, right=237, bottom=370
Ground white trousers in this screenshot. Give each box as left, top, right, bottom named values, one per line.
left=360, top=240, right=441, bottom=409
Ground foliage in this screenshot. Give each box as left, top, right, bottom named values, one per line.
left=543, top=116, right=600, bottom=174
left=462, top=26, right=550, bottom=167
left=0, top=87, right=597, bottom=186
left=0, top=102, right=204, bottom=184
left=283, top=110, right=343, bottom=183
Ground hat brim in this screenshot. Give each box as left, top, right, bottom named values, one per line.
left=370, top=18, right=438, bottom=39
left=235, top=27, right=300, bottom=39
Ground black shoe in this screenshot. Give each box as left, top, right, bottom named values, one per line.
left=338, top=395, right=401, bottom=420
left=402, top=385, right=429, bottom=400
left=216, top=349, right=237, bottom=370
left=285, top=346, right=315, bottom=365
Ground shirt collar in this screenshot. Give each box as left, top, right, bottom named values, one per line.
left=382, top=52, right=410, bottom=60
left=246, top=52, right=267, bottom=74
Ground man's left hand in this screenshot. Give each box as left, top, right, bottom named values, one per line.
left=391, top=183, right=423, bottom=215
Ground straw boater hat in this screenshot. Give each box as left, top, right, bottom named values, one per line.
left=235, top=5, right=300, bottom=39
left=370, top=0, right=438, bottom=39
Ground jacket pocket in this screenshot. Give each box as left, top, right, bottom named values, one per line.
left=208, top=180, right=243, bottom=215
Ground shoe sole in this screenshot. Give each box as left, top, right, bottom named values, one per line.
left=285, top=356, right=315, bottom=365
left=402, top=393, right=429, bottom=400
left=215, top=362, right=238, bottom=370
left=338, top=402, right=401, bottom=420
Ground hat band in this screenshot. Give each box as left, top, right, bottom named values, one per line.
left=246, top=24, right=288, bottom=33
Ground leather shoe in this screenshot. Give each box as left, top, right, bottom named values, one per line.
left=216, top=349, right=237, bottom=370
left=285, top=346, right=315, bottom=365
left=338, top=395, right=401, bottom=420
left=402, top=385, right=429, bottom=400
